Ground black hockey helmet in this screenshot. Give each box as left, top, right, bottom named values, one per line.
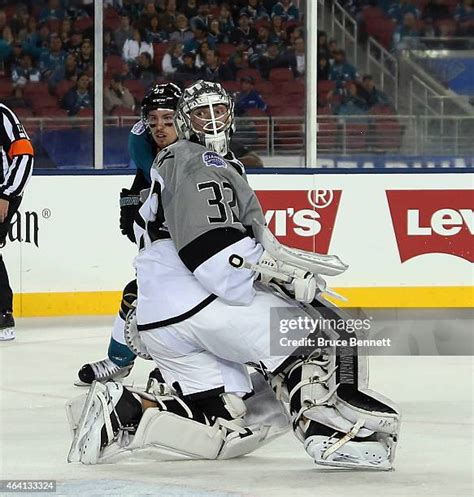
left=141, top=82, right=182, bottom=126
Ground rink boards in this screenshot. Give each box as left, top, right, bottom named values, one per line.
left=2, top=172, right=472, bottom=316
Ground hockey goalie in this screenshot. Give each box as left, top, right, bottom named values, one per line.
left=67, top=81, right=400, bottom=470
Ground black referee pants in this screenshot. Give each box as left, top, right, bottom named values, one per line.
left=0, top=196, right=22, bottom=313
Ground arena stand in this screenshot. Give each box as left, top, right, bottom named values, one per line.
left=2, top=0, right=470, bottom=167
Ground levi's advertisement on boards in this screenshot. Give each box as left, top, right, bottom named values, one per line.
left=386, top=190, right=473, bottom=263
left=255, top=189, right=342, bottom=254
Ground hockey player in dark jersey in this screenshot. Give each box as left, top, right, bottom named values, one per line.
left=68, top=81, right=400, bottom=470
left=76, top=82, right=182, bottom=384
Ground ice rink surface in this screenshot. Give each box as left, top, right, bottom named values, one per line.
left=0, top=317, right=472, bottom=497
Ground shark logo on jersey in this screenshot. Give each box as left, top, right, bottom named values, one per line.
left=202, top=151, right=227, bottom=168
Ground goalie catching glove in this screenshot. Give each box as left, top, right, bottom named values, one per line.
left=229, top=220, right=348, bottom=303
left=119, top=188, right=141, bottom=243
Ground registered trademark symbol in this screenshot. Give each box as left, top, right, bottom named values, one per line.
left=42, top=208, right=51, bottom=219
left=307, top=190, right=334, bottom=209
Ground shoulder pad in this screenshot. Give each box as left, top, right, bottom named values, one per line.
left=131, top=121, right=146, bottom=136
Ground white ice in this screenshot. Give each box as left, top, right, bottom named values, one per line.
left=0, top=317, right=472, bottom=497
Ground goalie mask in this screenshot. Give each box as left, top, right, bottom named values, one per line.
left=141, top=82, right=182, bottom=130
left=174, top=80, right=235, bottom=156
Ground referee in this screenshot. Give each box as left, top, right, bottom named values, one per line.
left=0, top=103, right=34, bottom=341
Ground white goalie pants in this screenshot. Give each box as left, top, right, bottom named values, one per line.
left=140, top=289, right=296, bottom=398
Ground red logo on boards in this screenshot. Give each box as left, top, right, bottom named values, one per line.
left=255, top=190, right=342, bottom=254
left=386, top=190, right=473, bottom=262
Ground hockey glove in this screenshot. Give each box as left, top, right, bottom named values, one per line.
left=119, top=188, right=140, bottom=243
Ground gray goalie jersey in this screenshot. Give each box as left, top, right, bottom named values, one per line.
left=133, top=140, right=265, bottom=330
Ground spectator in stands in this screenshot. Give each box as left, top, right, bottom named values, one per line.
left=49, top=52, right=79, bottom=88
left=329, top=49, right=358, bottom=86
left=228, top=48, right=246, bottom=77
left=454, top=0, right=474, bottom=35
left=3, top=85, right=30, bottom=109
left=269, top=14, right=287, bottom=45
left=195, top=41, right=210, bottom=69
left=392, top=12, right=420, bottom=49
left=11, top=5, right=30, bottom=43
left=287, top=36, right=305, bottom=78
left=245, top=0, right=270, bottom=21
left=180, top=0, right=199, bottom=19
left=103, top=29, right=120, bottom=57
left=123, top=28, right=154, bottom=65
left=272, top=0, right=300, bottom=21
left=104, top=74, right=135, bottom=115
left=77, top=39, right=93, bottom=74
left=39, top=34, right=67, bottom=80
left=114, top=13, right=134, bottom=54
left=208, top=18, right=226, bottom=45
left=420, top=17, right=441, bottom=37
left=0, top=26, right=14, bottom=63
left=12, top=53, right=41, bottom=86
left=133, top=52, right=158, bottom=81
left=22, top=21, right=49, bottom=61
left=159, top=0, right=179, bottom=33
left=184, top=19, right=216, bottom=53
left=317, top=55, right=330, bottom=81
left=257, top=42, right=288, bottom=79
left=328, top=38, right=338, bottom=63
left=192, top=2, right=213, bottom=28
left=64, top=28, right=83, bottom=54
left=388, top=0, right=420, bottom=24
left=170, top=14, right=194, bottom=44
left=200, top=48, right=234, bottom=82
left=235, top=75, right=268, bottom=116
left=162, top=40, right=184, bottom=76
left=175, top=51, right=199, bottom=81
left=422, top=0, right=451, bottom=22
left=359, top=74, right=392, bottom=109
left=140, top=0, right=160, bottom=28
left=318, top=31, right=330, bottom=60
left=147, top=15, right=167, bottom=43
left=218, top=3, right=235, bottom=41
left=5, top=42, right=24, bottom=75
left=331, top=82, right=368, bottom=115
left=39, top=0, right=65, bottom=23
left=230, top=11, right=258, bottom=47
left=248, top=24, right=271, bottom=68
left=21, top=16, right=38, bottom=49
left=287, top=25, right=305, bottom=46
left=59, top=19, right=72, bottom=46
left=0, top=10, right=7, bottom=34
left=62, top=72, right=93, bottom=116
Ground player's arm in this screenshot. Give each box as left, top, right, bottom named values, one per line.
left=166, top=167, right=265, bottom=305
left=120, top=127, right=154, bottom=242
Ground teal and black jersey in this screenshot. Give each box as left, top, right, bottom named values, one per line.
left=128, top=120, right=157, bottom=185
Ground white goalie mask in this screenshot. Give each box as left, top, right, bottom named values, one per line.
left=174, top=80, right=235, bottom=156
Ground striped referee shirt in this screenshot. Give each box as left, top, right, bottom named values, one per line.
left=0, top=103, right=34, bottom=200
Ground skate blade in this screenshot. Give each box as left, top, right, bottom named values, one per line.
left=67, top=381, right=104, bottom=463
left=74, top=378, right=134, bottom=388
left=0, top=329, right=15, bottom=341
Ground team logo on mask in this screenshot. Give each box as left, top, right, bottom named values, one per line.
left=202, top=151, right=227, bottom=168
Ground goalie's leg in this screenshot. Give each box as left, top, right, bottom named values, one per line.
left=139, top=289, right=400, bottom=470
left=77, top=280, right=137, bottom=385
